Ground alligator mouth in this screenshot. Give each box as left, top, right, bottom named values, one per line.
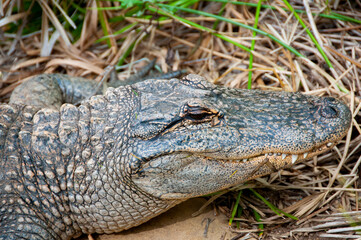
left=227, top=141, right=335, bottom=166
left=133, top=141, right=340, bottom=199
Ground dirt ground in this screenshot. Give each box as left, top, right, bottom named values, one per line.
left=86, top=198, right=239, bottom=240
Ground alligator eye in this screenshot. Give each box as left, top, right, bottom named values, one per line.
left=185, top=106, right=217, bottom=121
left=187, top=112, right=212, bottom=121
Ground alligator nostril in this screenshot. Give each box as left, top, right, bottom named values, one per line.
left=321, top=106, right=338, bottom=118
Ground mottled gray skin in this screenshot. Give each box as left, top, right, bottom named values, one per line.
left=0, top=73, right=351, bottom=239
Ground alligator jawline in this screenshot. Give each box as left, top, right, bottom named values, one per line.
left=223, top=141, right=335, bottom=165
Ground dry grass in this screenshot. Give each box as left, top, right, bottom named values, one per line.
left=1, top=0, right=361, bottom=239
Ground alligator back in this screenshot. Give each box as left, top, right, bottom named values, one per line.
left=0, top=104, right=81, bottom=239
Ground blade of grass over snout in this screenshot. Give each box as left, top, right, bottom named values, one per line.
left=229, top=190, right=242, bottom=226
left=208, top=0, right=361, bottom=24
left=249, top=188, right=298, bottom=220
left=157, top=4, right=305, bottom=58
left=248, top=0, right=262, bottom=89
left=281, top=0, right=332, bottom=69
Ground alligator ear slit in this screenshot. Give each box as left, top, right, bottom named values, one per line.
left=211, top=116, right=220, bottom=127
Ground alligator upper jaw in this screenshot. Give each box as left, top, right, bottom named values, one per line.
left=132, top=141, right=337, bottom=200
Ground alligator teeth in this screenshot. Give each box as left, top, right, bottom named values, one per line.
left=265, top=153, right=268, bottom=157
left=242, top=159, right=248, bottom=163
left=281, top=154, right=287, bottom=160
left=326, top=142, right=333, bottom=147
left=291, top=155, right=298, bottom=163
left=303, top=152, right=308, bottom=158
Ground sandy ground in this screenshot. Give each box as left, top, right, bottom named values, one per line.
left=88, top=198, right=238, bottom=240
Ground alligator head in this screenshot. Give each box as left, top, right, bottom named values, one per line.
left=123, top=74, right=351, bottom=199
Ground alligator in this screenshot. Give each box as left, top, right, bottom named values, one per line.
left=0, top=72, right=351, bottom=239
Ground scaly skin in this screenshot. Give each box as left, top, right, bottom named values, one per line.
left=0, top=73, right=351, bottom=239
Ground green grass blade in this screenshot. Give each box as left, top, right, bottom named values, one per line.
left=249, top=188, right=298, bottom=220
left=329, top=12, right=361, bottom=24
left=157, top=4, right=305, bottom=58
left=252, top=209, right=264, bottom=235
left=169, top=0, right=199, bottom=8
left=229, top=190, right=242, bottom=226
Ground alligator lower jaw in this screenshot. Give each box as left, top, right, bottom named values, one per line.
left=229, top=142, right=335, bottom=166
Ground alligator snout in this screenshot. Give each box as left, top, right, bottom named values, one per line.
left=315, top=96, right=350, bottom=121
left=311, top=95, right=351, bottom=145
